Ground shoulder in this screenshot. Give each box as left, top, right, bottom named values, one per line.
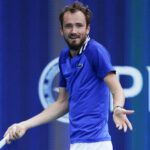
left=59, top=48, right=69, bottom=63
left=60, top=48, right=69, bottom=57
left=85, top=39, right=110, bottom=58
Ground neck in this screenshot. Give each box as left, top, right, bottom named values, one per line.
left=70, top=49, right=80, bottom=58
left=69, top=36, right=90, bottom=58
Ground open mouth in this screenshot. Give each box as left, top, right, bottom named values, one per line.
left=70, top=38, right=79, bottom=41
left=69, top=35, right=80, bottom=39
left=70, top=37, right=78, bottom=39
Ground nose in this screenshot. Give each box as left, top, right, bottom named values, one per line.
left=71, top=26, right=77, bottom=34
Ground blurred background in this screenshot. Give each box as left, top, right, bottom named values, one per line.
left=0, top=0, right=150, bottom=150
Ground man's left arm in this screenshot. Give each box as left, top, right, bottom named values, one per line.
left=104, top=72, right=134, bottom=132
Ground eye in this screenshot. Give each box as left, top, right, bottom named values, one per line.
left=64, top=24, right=73, bottom=28
left=76, top=23, right=83, bottom=28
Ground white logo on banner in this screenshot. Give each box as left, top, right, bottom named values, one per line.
left=39, top=57, right=150, bottom=123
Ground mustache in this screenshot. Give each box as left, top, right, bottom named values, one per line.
left=69, top=34, right=80, bottom=38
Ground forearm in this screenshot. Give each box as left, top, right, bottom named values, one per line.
left=20, top=100, right=68, bottom=130
left=112, top=86, right=125, bottom=109
left=104, top=73, right=125, bottom=109
left=104, top=73, right=134, bottom=132
left=4, top=88, right=69, bottom=143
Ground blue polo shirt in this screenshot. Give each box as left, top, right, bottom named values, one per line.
left=59, top=39, right=115, bottom=144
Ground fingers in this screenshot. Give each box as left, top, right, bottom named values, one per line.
left=114, top=107, right=134, bottom=115
left=122, top=118, right=133, bottom=132
left=115, top=122, right=122, bottom=130
left=118, top=124, right=122, bottom=130
left=125, top=118, right=133, bottom=131
left=115, top=122, right=127, bottom=132
left=115, top=119, right=133, bottom=133
left=114, top=115, right=133, bottom=132
left=4, top=122, right=27, bottom=145
left=7, top=139, right=12, bottom=144
left=116, top=123, right=126, bottom=132
left=123, top=122, right=127, bottom=132
left=123, top=109, right=135, bottom=115
left=4, top=125, right=18, bottom=144
left=113, top=108, right=134, bottom=133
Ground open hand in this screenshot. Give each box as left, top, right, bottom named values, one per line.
left=113, top=107, right=134, bottom=132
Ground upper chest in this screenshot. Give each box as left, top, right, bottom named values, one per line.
left=61, top=53, right=93, bottom=78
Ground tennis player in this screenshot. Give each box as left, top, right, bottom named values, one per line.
left=4, top=2, right=134, bottom=150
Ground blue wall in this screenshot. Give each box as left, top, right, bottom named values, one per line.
left=0, top=0, right=149, bottom=150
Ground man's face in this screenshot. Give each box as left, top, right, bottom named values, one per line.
left=60, top=11, right=90, bottom=50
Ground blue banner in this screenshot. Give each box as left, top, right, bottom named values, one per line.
left=0, top=0, right=149, bottom=150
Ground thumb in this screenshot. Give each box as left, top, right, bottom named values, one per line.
left=123, top=109, right=134, bottom=114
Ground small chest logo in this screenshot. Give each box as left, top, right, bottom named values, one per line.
left=77, top=63, right=83, bottom=68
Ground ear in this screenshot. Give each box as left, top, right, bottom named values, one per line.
left=60, top=27, right=64, bottom=36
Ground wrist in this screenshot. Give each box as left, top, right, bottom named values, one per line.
left=20, top=121, right=31, bottom=130
left=113, top=106, right=123, bottom=113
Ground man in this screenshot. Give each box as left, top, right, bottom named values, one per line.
left=4, top=2, right=134, bottom=150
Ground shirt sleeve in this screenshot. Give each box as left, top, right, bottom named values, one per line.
left=92, top=45, right=116, bottom=80
left=58, top=53, right=67, bottom=87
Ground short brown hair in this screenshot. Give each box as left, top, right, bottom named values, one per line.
left=59, top=1, right=92, bottom=27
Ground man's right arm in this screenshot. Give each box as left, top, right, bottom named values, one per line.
left=4, top=87, right=69, bottom=144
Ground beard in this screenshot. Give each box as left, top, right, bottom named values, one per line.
left=64, top=34, right=87, bottom=51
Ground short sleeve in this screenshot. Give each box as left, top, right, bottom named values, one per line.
left=58, top=54, right=66, bottom=87
left=91, top=45, right=115, bottom=80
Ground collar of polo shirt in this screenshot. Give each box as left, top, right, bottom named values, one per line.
left=79, top=36, right=90, bottom=54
